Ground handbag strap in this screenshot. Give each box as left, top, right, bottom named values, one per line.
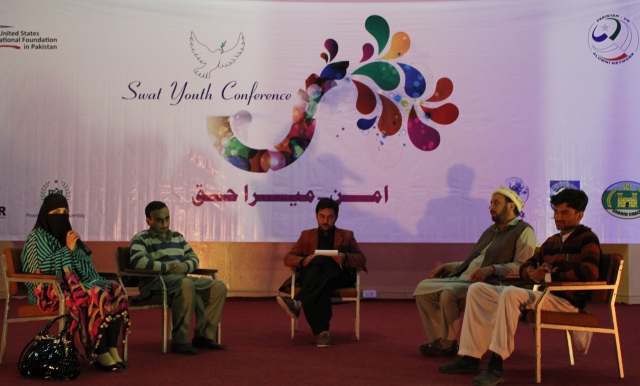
left=18, top=314, right=83, bottom=376
left=17, top=335, right=37, bottom=371
left=37, top=314, right=72, bottom=339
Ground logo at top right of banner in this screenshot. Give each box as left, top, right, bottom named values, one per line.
left=589, top=14, right=638, bottom=65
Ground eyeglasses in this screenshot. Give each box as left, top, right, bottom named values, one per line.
left=48, top=208, right=69, bottom=215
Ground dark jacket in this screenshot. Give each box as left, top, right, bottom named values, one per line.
left=278, top=227, right=366, bottom=293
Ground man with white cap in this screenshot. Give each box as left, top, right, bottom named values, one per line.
left=439, top=188, right=600, bottom=386
left=414, top=187, right=536, bottom=357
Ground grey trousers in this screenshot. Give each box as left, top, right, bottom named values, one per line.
left=141, top=274, right=227, bottom=344
left=414, top=280, right=471, bottom=342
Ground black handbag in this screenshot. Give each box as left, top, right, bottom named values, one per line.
left=18, top=314, right=84, bottom=380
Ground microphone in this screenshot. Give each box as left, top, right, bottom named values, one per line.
left=76, top=240, right=92, bottom=255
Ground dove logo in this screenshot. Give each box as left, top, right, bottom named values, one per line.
left=190, top=31, right=245, bottom=78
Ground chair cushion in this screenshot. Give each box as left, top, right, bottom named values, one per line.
left=522, top=310, right=600, bottom=328
left=129, top=292, right=166, bottom=308
left=288, top=286, right=358, bottom=299
left=17, top=305, right=54, bottom=318
left=331, top=287, right=358, bottom=298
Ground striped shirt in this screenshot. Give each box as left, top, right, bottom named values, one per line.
left=129, top=228, right=199, bottom=273
left=520, top=224, right=601, bottom=308
left=22, top=228, right=108, bottom=304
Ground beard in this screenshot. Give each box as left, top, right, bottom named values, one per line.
left=492, top=206, right=511, bottom=224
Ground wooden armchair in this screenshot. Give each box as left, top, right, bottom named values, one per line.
left=288, top=267, right=361, bottom=340
left=114, top=246, right=170, bottom=360
left=1, top=248, right=66, bottom=364
left=114, top=246, right=222, bottom=360
left=520, top=253, right=624, bottom=383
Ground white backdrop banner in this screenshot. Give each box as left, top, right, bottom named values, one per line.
left=1, top=0, right=639, bottom=243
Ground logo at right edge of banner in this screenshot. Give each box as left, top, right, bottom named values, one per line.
left=601, top=181, right=640, bottom=219
left=589, top=14, right=638, bottom=65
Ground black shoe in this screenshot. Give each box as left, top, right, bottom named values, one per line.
left=316, top=331, right=331, bottom=348
left=276, top=296, right=300, bottom=319
left=171, top=343, right=198, bottom=355
left=439, top=356, right=481, bottom=374
left=419, top=339, right=458, bottom=357
left=93, top=361, right=122, bottom=372
left=473, top=368, right=505, bottom=386
left=419, top=338, right=440, bottom=355
left=116, top=361, right=127, bottom=370
left=192, top=336, right=227, bottom=350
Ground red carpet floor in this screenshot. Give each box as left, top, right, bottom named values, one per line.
left=1, top=298, right=637, bottom=385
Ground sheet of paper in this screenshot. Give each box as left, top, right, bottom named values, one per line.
left=314, top=250, right=339, bottom=256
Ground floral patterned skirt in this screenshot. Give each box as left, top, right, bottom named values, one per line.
left=34, top=270, right=131, bottom=360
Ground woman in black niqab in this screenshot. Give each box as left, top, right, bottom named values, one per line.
left=22, top=193, right=130, bottom=372
left=34, top=193, right=72, bottom=246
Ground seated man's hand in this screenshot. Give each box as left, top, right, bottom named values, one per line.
left=429, top=264, right=447, bottom=279
left=331, top=253, right=346, bottom=266
left=167, top=262, right=187, bottom=275
left=526, top=263, right=557, bottom=283
left=469, top=266, right=496, bottom=282
left=302, top=255, right=315, bottom=267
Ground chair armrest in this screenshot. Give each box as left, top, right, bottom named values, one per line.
left=193, top=268, right=218, bottom=275
left=10, top=273, right=59, bottom=280
left=502, top=274, right=522, bottom=281
left=123, top=268, right=163, bottom=278
left=484, top=275, right=529, bottom=287
left=290, top=267, right=362, bottom=273
left=544, top=281, right=610, bottom=292
left=191, top=268, right=218, bottom=279
left=8, top=273, right=61, bottom=284
left=99, top=272, right=121, bottom=280
left=533, top=281, right=611, bottom=311
left=546, top=281, right=607, bottom=286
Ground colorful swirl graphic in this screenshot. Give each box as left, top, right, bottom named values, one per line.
left=208, top=15, right=459, bottom=173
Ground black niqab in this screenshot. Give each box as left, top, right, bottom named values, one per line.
left=34, top=193, right=72, bottom=246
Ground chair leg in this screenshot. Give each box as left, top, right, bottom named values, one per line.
left=355, top=298, right=360, bottom=341
left=123, top=332, right=129, bottom=362
left=290, top=272, right=297, bottom=340
left=535, top=325, right=542, bottom=383
left=291, top=317, right=297, bottom=340
left=1, top=295, right=12, bottom=364
left=217, top=321, right=222, bottom=343
left=614, top=330, right=625, bottom=378
left=610, top=307, right=625, bottom=378
left=162, top=306, right=168, bottom=353
left=0, top=321, right=8, bottom=365
left=565, top=330, right=574, bottom=366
